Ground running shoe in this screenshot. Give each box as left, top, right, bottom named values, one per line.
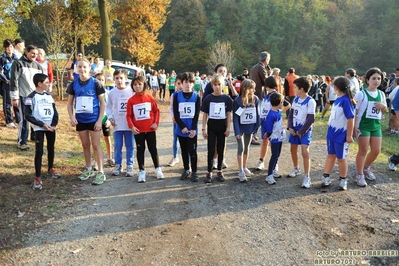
left=78, top=168, right=95, bottom=181
left=92, top=172, right=106, bottom=185
left=47, top=168, right=61, bottom=179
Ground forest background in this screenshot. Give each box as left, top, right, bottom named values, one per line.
left=1, top=0, right=398, bottom=77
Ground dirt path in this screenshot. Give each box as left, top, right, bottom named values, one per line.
left=2, top=104, right=399, bottom=265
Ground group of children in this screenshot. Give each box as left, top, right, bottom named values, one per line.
left=28, top=60, right=389, bottom=192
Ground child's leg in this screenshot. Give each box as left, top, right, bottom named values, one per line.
left=125, top=131, right=134, bottom=166
left=268, top=142, right=282, bottom=176
left=146, top=131, right=160, bottom=168
left=135, top=133, right=146, bottom=170
left=188, top=136, right=198, bottom=172
left=178, top=136, right=190, bottom=171
left=337, top=158, right=348, bottom=177
left=46, top=131, right=56, bottom=170
left=216, top=127, right=226, bottom=171
left=113, top=131, right=123, bottom=166
left=259, top=136, right=269, bottom=161
left=364, top=136, right=382, bottom=168
left=242, top=133, right=252, bottom=166
left=290, top=144, right=299, bottom=168
left=34, top=131, right=45, bottom=177
left=236, top=137, right=244, bottom=171
left=356, top=136, right=370, bottom=174
left=300, top=144, right=310, bottom=175
left=323, top=154, right=337, bottom=175
left=321, top=102, right=330, bottom=118
left=104, top=136, right=111, bottom=159
left=78, top=130, right=92, bottom=168
left=90, top=130, right=103, bottom=172
left=172, top=129, right=179, bottom=158
left=207, top=128, right=217, bottom=172
left=391, top=112, right=399, bottom=131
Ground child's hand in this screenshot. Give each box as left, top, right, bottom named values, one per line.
left=131, top=127, right=140, bottom=135
left=70, top=117, right=78, bottom=126
left=189, top=130, right=196, bottom=138
left=353, top=128, right=360, bottom=139
left=202, top=130, right=208, bottom=139
left=181, top=127, right=189, bottom=134
left=94, top=121, right=102, bottom=131
left=235, top=135, right=241, bottom=140
left=224, top=129, right=230, bottom=137
left=150, top=123, right=158, bottom=130
left=289, top=128, right=297, bottom=136
left=109, top=118, right=116, bottom=127
left=346, top=135, right=353, bottom=143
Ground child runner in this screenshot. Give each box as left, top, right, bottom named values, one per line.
left=321, top=76, right=355, bottom=190
left=321, top=76, right=336, bottom=119
left=150, top=70, right=159, bottom=99
left=102, top=59, right=115, bottom=91
left=66, top=58, right=106, bottom=185
left=233, top=79, right=260, bottom=182
left=287, top=76, right=316, bottom=188
left=354, top=67, right=387, bottom=187
left=201, top=74, right=233, bottom=183
left=173, top=72, right=200, bottom=182
left=126, top=76, right=164, bottom=183
left=25, top=73, right=60, bottom=189
left=262, top=92, right=286, bottom=185
left=168, top=73, right=183, bottom=167
left=256, top=76, right=291, bottom=172
left=168, top=73, right=176, bottom=99
left=95, top=73, right=113, bottom=167
left=106, top=69, right=135, bottom=177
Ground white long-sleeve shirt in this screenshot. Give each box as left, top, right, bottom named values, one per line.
left=106, top=87, right=134, bottom=131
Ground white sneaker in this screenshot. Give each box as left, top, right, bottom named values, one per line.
left=301, top=175, right=311, bottom=188
left=288, top=167, right=301, bottom=177
left=168, top=157, right=179, bottom=167
left=272, top=169, right=281, bottom=178
left=364, top=167, right=376, bottom=181
left=356, top=174, right=367, bottom=187
left=126, top=165, right=134, bottom=177
left=321, top=176, right=331, bottom=187
left=244, top=167, right=254, bottom=176
left=238, top=171, right=247, bottom=182
left=265, top=175, right=276, bottom=185
left=212, top=159, right=217, bottom=169
left=155, top=167, right=164, bottom=179
left=222, top=160, right=228, bottom=169
left=138, top=170, right=146, bottom=183
left=388, top=156, right=397, bottom=171
left=338, top=178, right=347, bottom=190
left=112, top=164, right=122, bottom=176
left=255, top=160, right=264, bottom=170
left=6, top=122, right=16, bottom=128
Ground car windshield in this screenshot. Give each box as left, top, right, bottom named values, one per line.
left=113, top=65, right=137, bottom=80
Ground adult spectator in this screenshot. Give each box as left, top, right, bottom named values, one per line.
left=272, top=68, right=283, bottom=94
left=284, top=68, right=299, bottom=117
left=249, top=51, right=271, bottom=145
left=36, top=48, right=53, bottom=92
left=13, top=38, right=25, bottom=59
left=0, top=39, right=20, bottom=128
left=249, top=51, right=270, bottom=99
left=10, top=45, right=43, bottom=150
left=242, top=68, right=250, bottom=79
left=345, top=68, right=359, bottom=97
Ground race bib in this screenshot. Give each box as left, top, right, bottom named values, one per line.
left=76, top=96, right=93, bottom=113
left=179, top=102, right=195, bottom=119
left=260, top=100, right=271, bottom=119
left=293, top=107, right=305, bottom=125
left=366, top=101, right=382, bottom=120
left=240, top=107, right=256, bottom=124
left=223, top=85, right=229, bottom=95
left=38, top=103, right=54, bottom=120
left=133, top=102, right=151, bottom=121
left=209, top=102, right=226, bottom=119
left=118, top=98, right=128, bottom=114
left=279, top=127, right=287, bottom=141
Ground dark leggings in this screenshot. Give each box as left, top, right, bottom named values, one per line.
left=178, top=135, right=198, bottom=172
left=268, top=142, right=282, bottom=176
left=169, top=89, right=175, bottom=97
left=135, top=131, right=159, bottom=170
left=207, top=124, right=226, bottom=172
left=34, top=130, right=56, bottom=177
left=159, top=84, right=166, bottom=99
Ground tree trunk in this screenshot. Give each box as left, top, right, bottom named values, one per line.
left=98, top=0, right=112, bottom=60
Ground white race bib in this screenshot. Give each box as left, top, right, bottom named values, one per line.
left=209, top=102, right=226, bottom=119
left=279, top=127, right=287, bottom=141
left=133, top=102, right=151, bottom=121
left=260, top=100, right=271, bottom=119
left=240, top=107, right=256, bottom=124
left=76, top=96, right=93, bottom=113
left=118, top=98, right=128, bottom=114
left=366, top=101, right=382, bottom=120
left=38, top=103, right=54, bottom=120
left=179, top=102, right=195, bottom=119
left=293, top=107, right=305, bottom=125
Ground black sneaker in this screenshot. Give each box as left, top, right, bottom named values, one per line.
left=217, top=172, right=225, bottom=182
left=205, top=172, right=212, bottom=183
left=191, top=172, right=199, bottom=182
left=180, top=170, right=191, bottom=180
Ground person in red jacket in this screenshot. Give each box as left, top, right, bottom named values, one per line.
left=126, top=75, right=164, bottom=183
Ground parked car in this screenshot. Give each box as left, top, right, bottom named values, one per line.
left=111, top=62, right=145, bottom=86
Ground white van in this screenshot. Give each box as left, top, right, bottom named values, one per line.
left=111, top=62, right=145, bottom=86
